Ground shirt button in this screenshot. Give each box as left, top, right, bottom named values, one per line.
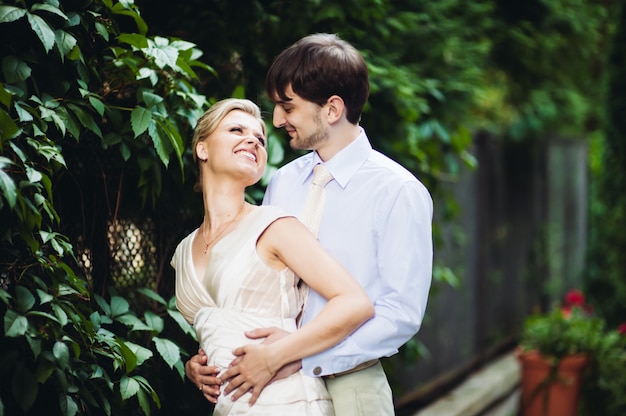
left=313, top=366, right=322, bottom=376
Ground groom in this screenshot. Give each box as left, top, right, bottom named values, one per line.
left=185, top=33, right=433, bottom=415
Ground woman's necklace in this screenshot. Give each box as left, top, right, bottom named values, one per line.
left=200, top=202, right=245, bottom=254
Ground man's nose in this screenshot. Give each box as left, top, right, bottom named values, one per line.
left=273, top=106, right=285, bottom=128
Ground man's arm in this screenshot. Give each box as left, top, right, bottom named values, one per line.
left=185, top=349, right=222, bottom=404
left=301, top=180, right=433, bottom=373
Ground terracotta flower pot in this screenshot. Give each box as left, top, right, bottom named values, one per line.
left=516, top=348, right=588, bottom=416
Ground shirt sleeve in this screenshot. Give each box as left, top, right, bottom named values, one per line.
left=303, top=180, right=433, bottom=375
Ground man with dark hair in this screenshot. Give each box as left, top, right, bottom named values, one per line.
left=186, top=33, right=433, bottom=416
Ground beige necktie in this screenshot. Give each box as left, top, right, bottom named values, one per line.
left=301, top=164, right=334, bottom=236
left=298, top=164, right=333, bottom=327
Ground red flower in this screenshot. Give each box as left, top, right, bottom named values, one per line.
left=564, top=289, right=585, bottom=307
left=618, top=323, right=626, bottom=335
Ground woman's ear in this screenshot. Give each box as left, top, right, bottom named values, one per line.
left=325, top=95, right=345, bottom=125
left=196, top=140, right=208, bottom=162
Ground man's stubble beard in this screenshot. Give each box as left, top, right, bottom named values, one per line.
left=289, top=112, right=329, bottom=151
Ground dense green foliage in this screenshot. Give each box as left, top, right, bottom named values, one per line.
left=488, top=0, right=616, bottom=139
left=586, top=0, right=626, bottom=328
left=0, top=0, right=214, bottom=413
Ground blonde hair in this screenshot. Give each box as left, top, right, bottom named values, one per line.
left=191, top=98, right=265, bottom=191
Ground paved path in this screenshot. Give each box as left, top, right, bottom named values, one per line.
left=412, top=350, right=520, bottom=416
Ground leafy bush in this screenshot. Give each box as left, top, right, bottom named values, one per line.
left=0, top=0, right=214, bottom=414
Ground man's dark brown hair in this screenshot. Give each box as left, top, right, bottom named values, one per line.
left=266, top=33, right=370, bottom=125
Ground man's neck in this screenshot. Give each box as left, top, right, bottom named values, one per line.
left=316, top=123, right=361, bottom=162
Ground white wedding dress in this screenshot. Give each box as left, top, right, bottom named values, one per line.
left=172, top=206, right=333, bottom=415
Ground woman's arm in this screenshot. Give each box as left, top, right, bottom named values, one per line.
left=223, top=217, right=374, bottom=404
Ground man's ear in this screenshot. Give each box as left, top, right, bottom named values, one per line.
left=325, top=95, right=345, bottom=124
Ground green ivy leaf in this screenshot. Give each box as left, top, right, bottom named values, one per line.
left=143, top=311, right=164, bottom=333
left=147, top=119, right=170, bottom=166
left=67, top=103, right=102, bottom=139
left=36, top=288, right=53, bottom=304
left=0, top=157, right=17, bottom=209
left=53, top=341, right=70, bottom=370
left=115, top=314, right=152, bottom=331
left=136, top=287, right=166, bottom=305
left=166, top=309, right=195, bottom=338
left=119, top=375, right=140, bottom=400
left=143, top=38, right=178, bottom=69
left=2, top=56, right=32, bottom=83
left=88, top=96, right=105, bottom=117
left=117, top=33, right=148, bottom=49
left=153, top=337, right=180, bottom=370
left=27, top=13, right=55, bottom=53
left=110, top=3, right=147, bottom=35
left=136, top=388, right=150, bottom=416
left=25, top=165, right=43, bottom=183
left=56, top=105, right=80, bottom=140
left=25, top=311, right=60, bottom=325
left=0, top=5, right=26, bottom=23
left=4, top=309, right=28, bottom=337
left=125, top=341, right=153, bottom=367
left=15, top=102, right=34, bottom=122
left=94, top=21, right=109, bottom=41
left=60, top=395, right=78, bottom=416
left=131, top=106, right=151, bottom=137
left=0, top=83, right=13, bottom=107
left=156, top=116, right=183, bottom=170
left=94, top=294, right=111, bottom=316
left=51, top=303, right=68, bottom=326
left=140, top=90, right=163, bottom=108
left=115, top=338, right=138, bottom=373
left=135, top=375, right=160, bottom=406
left=31, top=4, right=68, bottom=21
left=54, top=30, right=77, bottom=60
left=174, top=56, right=197, bottom=79
left=110, top=296, right=130, bottom=318
left=15, top=285, right=36, bottom=313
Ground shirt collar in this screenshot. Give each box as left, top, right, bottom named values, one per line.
left=301, top=128, right=372, bottom=189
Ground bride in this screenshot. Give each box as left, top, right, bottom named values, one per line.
left=171, top=98, right=374, bottom=415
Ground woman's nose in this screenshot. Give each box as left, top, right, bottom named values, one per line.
left=246, top=136, right=262, bottom=147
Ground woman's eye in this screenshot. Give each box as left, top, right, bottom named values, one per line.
left=231, top=127, right=242, bottom=133
left=258, top=137, right=266, bottom=147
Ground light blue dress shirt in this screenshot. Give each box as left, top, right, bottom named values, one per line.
left=262, top=128, right=433, bottom=377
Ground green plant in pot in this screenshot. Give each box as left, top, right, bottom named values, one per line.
left=516, top=289, right=605, bottom=416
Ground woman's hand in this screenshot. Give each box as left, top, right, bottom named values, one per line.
left=185, top=349, right=222, bottom=404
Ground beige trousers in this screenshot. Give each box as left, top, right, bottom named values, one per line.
left=324, top=361, right=394, bottom=416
